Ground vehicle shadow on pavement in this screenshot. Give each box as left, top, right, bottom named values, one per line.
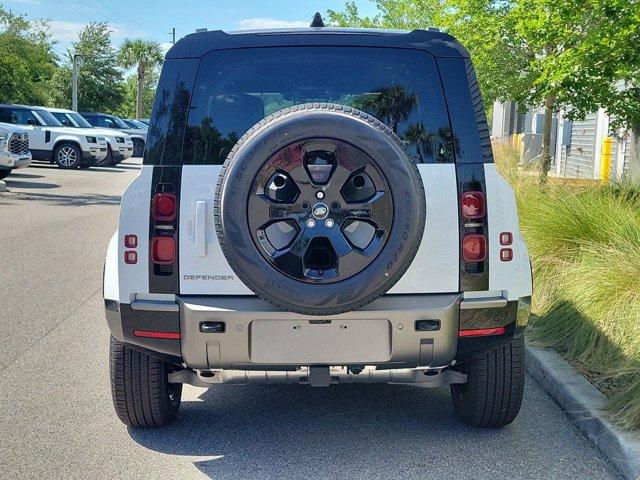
left=3, top=179, right=60, bottom=189
left=0, top=191, right=121, bottom=206
left=126, top=381, right=605, bottom=480
left=5, top=172, right=46, bottom=179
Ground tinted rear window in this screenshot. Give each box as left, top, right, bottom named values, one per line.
left=146, top=47, right=454, bottom=165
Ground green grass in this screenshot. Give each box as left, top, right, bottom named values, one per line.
left=493, top=140, right=640, bottom=430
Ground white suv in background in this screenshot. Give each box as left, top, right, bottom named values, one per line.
left=81, top=112, right=147, bottom=158
left=43, top=107, right=134, bottom=166
left=0, top=123, right=31, bottom=179
left=0, top=104, right=108, bottom=169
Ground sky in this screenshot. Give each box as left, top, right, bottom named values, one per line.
left=2, top=0, right=378, bottom=56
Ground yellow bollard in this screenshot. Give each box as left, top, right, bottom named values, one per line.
left=600, top=136, right=613, bottom=184
left=518, top=133, right=524, bottom=155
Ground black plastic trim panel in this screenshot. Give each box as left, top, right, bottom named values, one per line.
left=148, top=166, right=182, bottom=294
left=120, top=304, right=181, bottom=358
left=459, top=301, right=517, bottom=330
left=456, top=163, right=489, bottom=291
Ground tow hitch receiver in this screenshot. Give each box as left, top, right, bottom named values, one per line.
left=308, top=366, right=331, bottom=387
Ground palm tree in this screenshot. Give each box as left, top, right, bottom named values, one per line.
left=118, top=39, right=163, bottom=118
left=357, top=85, right=418, bottom=133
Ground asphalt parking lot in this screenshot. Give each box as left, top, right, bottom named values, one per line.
left=0, top=160, right=621, bottom=479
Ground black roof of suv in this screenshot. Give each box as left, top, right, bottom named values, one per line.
left=166, top=28, right=469, bottom=59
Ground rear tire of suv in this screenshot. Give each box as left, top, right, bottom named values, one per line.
left=132, top=139, right=144, bottom=158
left=53, top=142, right=82, bottom=169
left=109, top=335, right=182, bottom=428
left=450, top=335, right=525, bottom=428
left=0, top=169, right=10, bottom=179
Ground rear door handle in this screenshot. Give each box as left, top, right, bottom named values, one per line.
left=195, top=200, right=207, bottom=257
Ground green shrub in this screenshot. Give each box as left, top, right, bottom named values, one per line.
left=494, top=141, right=640, bottom=430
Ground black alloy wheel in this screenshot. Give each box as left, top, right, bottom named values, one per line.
left=248, top=139, right=393, bottom=283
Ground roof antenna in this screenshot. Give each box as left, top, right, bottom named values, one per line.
left=310, top=12, right=325, bottom=28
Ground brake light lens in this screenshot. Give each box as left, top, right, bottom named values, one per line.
left=461, top=191, right=485, bottom=219
left=152, top=193, right=177, bottom=221
left=500, top=232, right=513, bottom=245
left=500, top=248, right=513, bottom=262
left=459, top=326, right=506, bottom=337
left=124, top=234, right=138, bottom=248
left=151, top=236, right=175, bottom=264
left=124, top=250, right=137, bottom=264
left=463, top=234, right=487, bottom=262
left=133, top=330, right=180, bottom=340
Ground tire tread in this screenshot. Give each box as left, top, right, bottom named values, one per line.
left=109, top=336, right=181, bottom=428
left=451, top=335, right=525, bottom=428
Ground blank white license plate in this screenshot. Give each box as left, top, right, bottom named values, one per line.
left=250, top=319, right=391, bottom=364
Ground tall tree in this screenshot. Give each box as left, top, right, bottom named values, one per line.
left=118, top=39, right=163, bottom=118
left=586, top=0, right=640, bottom=182
left=0, top=7, right=57, bottom=104
left=329, top=0, right=637, bottom=182
left=48, top=22, right=124, bottom=112
left=116, top=68, right=159, bottom=119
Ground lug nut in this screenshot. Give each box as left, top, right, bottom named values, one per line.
left=325, top=219, right=334, bottom=228
left=306, top=219, right=316, bottom=228
left=316, top=191, right=325, bottom=199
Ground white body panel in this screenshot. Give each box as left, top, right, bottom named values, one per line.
left=106, top=163, right=531, bottom=304
left=179, top=164, right=460, bottom=295
left=389, top=164, right=459, bottom=293
left=179, top=165, right=253, bottom=294
left=484, top=164, right=532, bottom=300
left=104, top=232, right=120, bottom=301
left=114, top=166, right=153, bottom=303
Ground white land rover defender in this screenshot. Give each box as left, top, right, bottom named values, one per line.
left=0, top=104, right=108, bottom=169
left=0, top=122, right=31, bottom=180
left=104, top=24, right=532, bottom=429
left=42, top=107, right=134, bottom=166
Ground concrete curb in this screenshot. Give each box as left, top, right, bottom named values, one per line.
left=526, top=344, right=640, bottom=480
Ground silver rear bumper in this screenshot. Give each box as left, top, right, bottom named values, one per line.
left=178, top=294, right=461, bottom=370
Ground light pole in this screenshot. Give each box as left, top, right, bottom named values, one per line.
left=72, top=54, right=92, bottom=112
left=72, top=55, right=79, bottom=111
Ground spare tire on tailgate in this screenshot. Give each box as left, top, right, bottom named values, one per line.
left=215, top=103, right=425, bottom=315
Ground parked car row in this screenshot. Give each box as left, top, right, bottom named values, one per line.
left=0, top=104, right=147, bottom=172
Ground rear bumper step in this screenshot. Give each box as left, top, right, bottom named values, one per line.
left=169, top=366, right=468, bottom=387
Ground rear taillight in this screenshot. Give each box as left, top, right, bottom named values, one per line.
left=152, top=193, right=177, bottom=221
left=151, top=236, right=175, bottom=264
left=460, top=191, right=485, bottom=220
left=462, top=234, right=486, bottom=262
